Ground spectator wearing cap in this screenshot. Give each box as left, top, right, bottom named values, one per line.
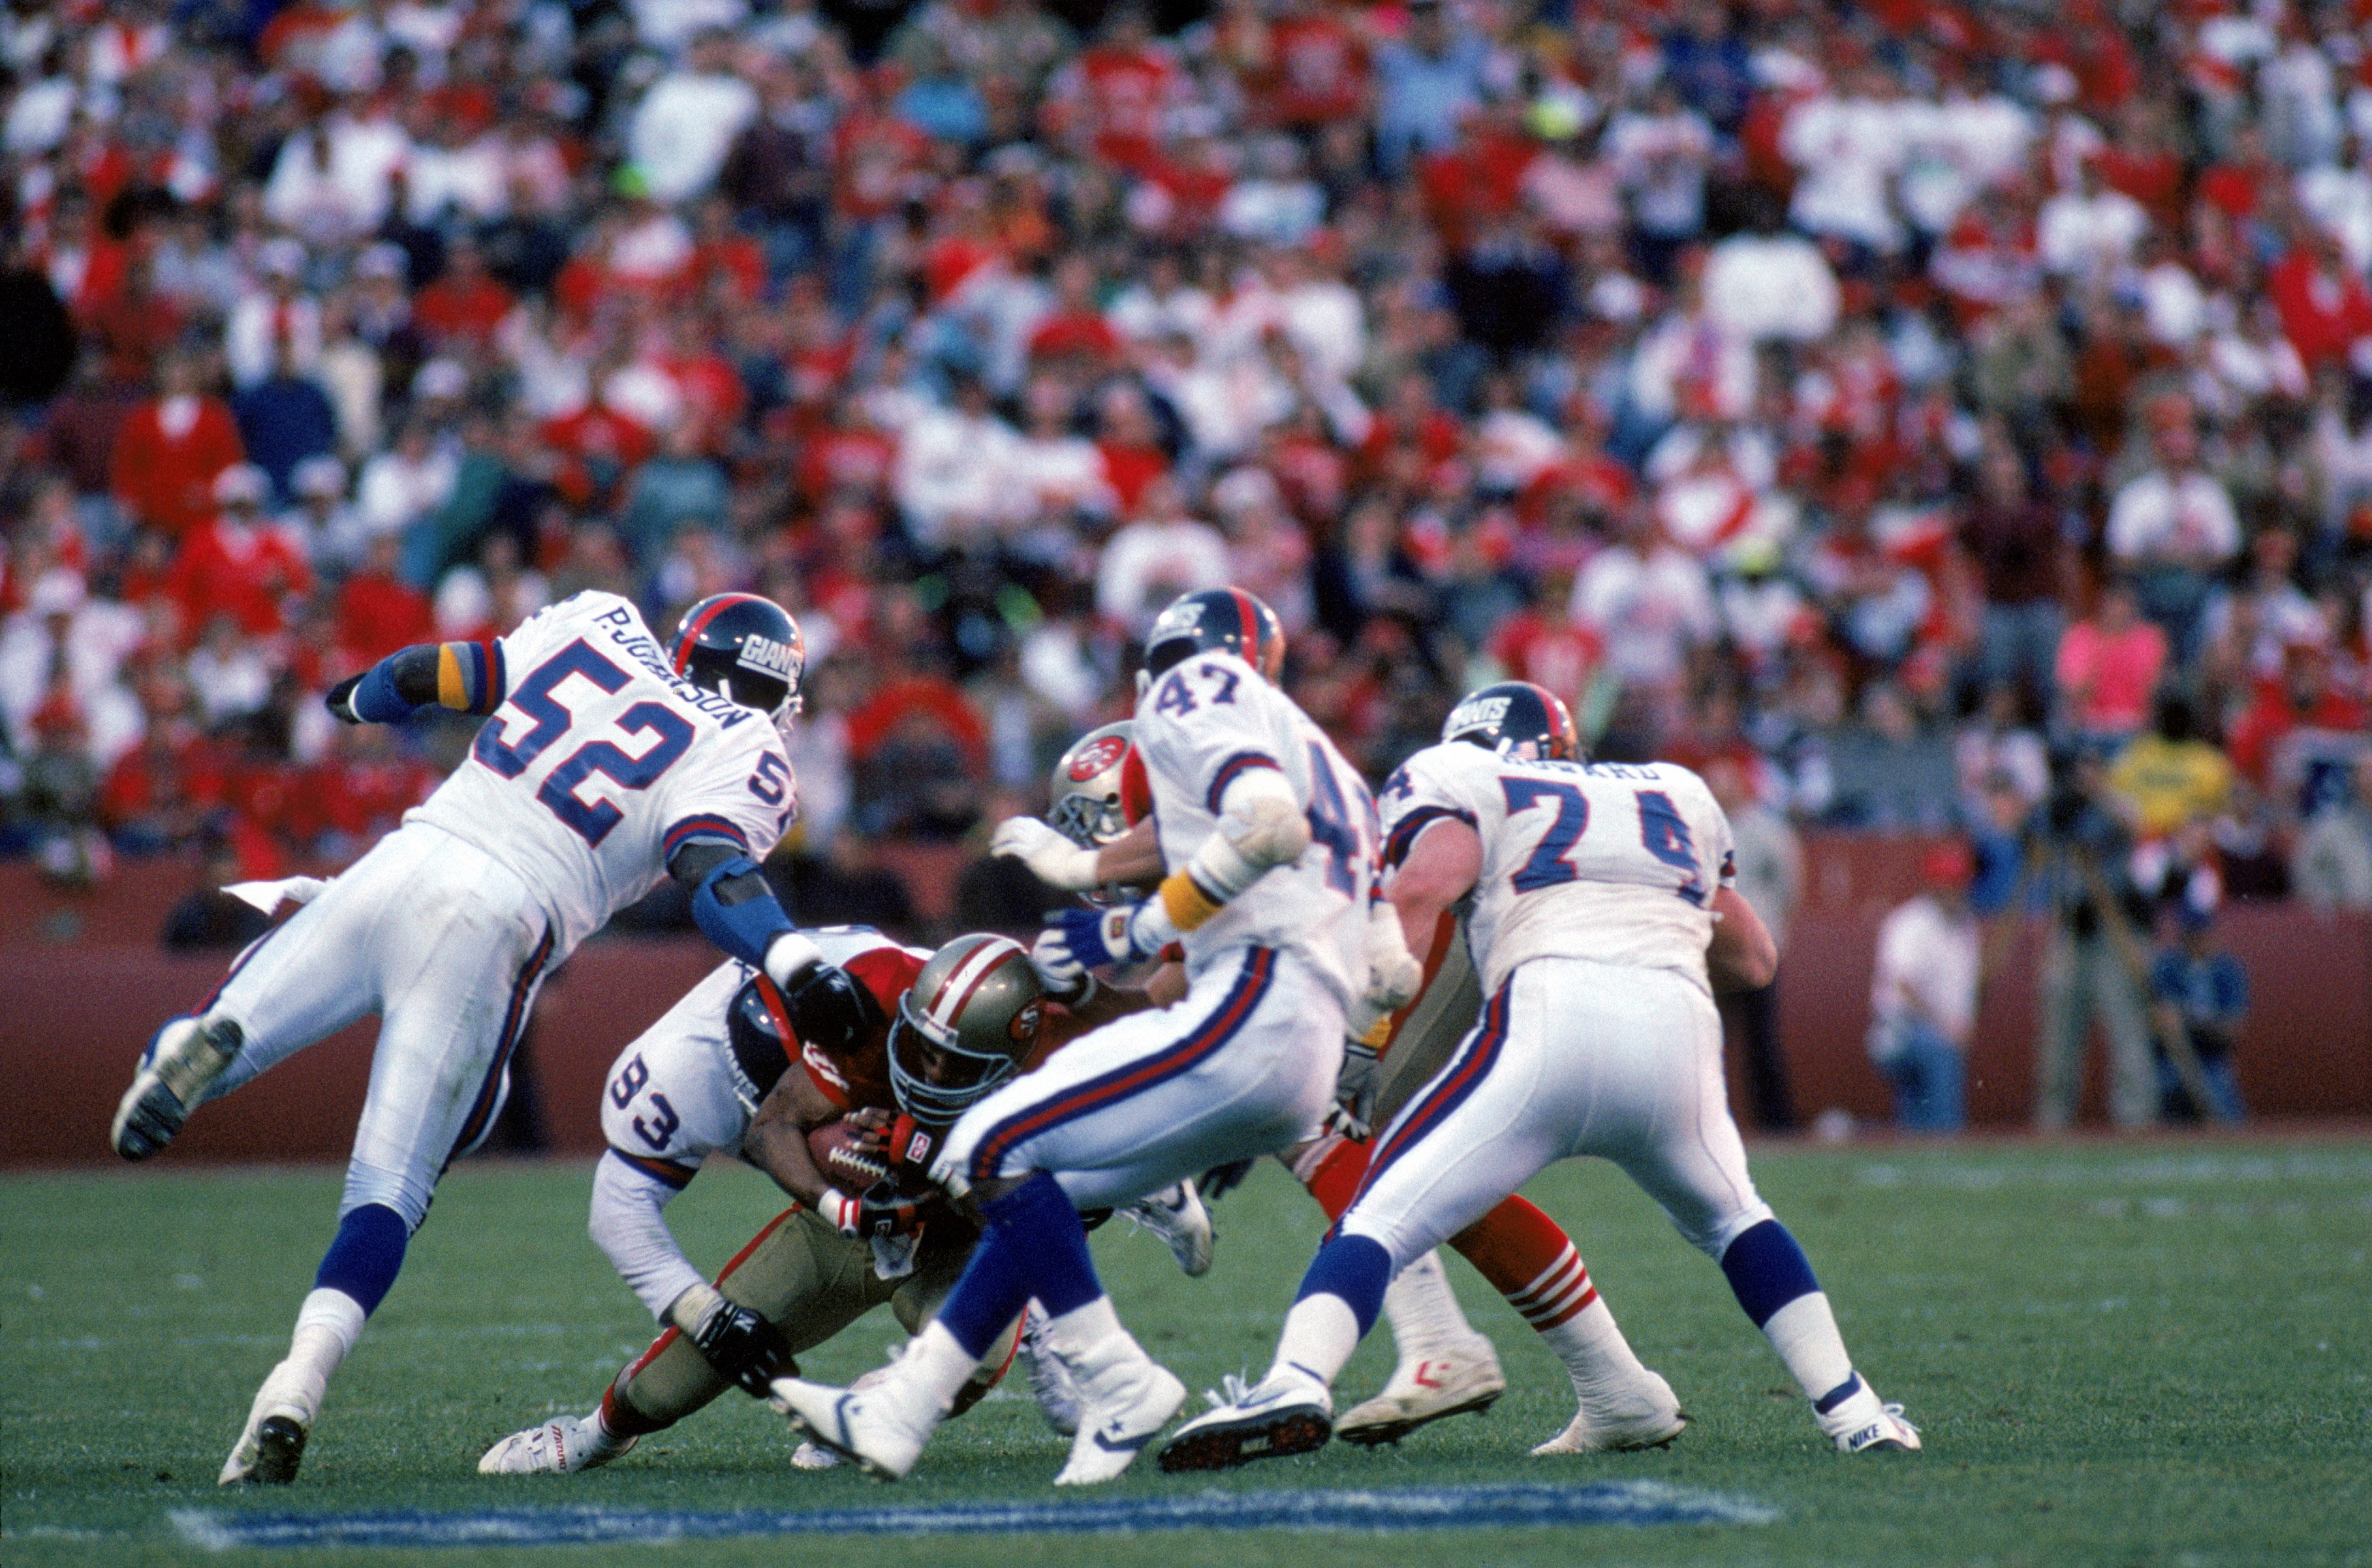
left=0, top=570, right=148, bottom=774
left=2148, top=903, right=2248, bottom=1123
left=110, top=350, right=245, bottom=542
left=165, top=465, right=315, bottom=643
left=225, top=238, right=322, bottom=391
left=1867, top=838, right=1982, bottom=1133
left=410, top=239, right=516, bottom=353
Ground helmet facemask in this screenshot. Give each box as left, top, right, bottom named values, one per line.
left=888, top=1005, right=1022, bottom=1129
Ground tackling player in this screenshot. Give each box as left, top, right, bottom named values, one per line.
left=482, top=929, right=1062, bottom=1473
left=1007, top=720, right=1684, bottom=1453
left=1161, top=682, right=1920, bottom=1469
left=108, top=591, right=842, bottom=1485
left=772, top=588, right=1377, bottom=1484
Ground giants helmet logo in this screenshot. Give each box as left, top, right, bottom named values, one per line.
left=738, top=634, right=799, bottom=677
left=1446, top=694, right=1512, bottom=735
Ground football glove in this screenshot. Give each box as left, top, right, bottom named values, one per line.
left=990, top=815, right=1101, bottom=891
left=673, top=1284, right=794, bottom=1396
left=1044, top=899, right=1178, bottom=975
left=820, top=1180, right=926, bottom=1241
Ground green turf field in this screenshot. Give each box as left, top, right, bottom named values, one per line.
left=4, top=1138, right=2368, bottom=1567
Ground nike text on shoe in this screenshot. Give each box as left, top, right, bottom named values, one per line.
left=477, top=1415, right=631, bottom=1475
left=114, top=1018, right=243, bottom=1160
left=1053, top=1360, right=1187, bottom=1485
left=1335, top=1340, right=1506, bottom=1447
left=769, top=1377, right=927, bottom=1481
left=1123, top=1182, right=1214, bottom=1277
left=1157, top=1372, right=1334, bottom=1473
left=1531, top=1369, right=1689, bottom=1456
left=1836, top=1402, right=1922, bottom=1454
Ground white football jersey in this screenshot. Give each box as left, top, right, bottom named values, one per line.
left=598, top=929, right=922, bottom=1184
left=1132, top=649, right=1371, bottom=1009
left=409, top=592, right=796, bottom=955
left=1380, top=745, right=1735, bottom=995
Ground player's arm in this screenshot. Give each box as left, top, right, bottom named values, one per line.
left=1707, top=885, right=1779, bottom=992
left=1043, top=764, right=1310, bottom=971
left=741, top=1065, right=928, bottom=1240
left=664, top=838, right=832, bottom=995
left=588, top=1155, right=791, bottom=1395
left=1382, top=814, right=1484, bottom=972
left=991, top=814, right=1165, bottom=891
left=323, top=640, right=506, bottom=723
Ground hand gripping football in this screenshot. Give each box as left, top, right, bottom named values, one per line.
left=805, top=1115, right=892, bottom=1191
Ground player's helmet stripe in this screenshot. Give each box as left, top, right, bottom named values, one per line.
left=671, top=593, right=762, bottom=673
left=929, top=939, right=1019, bottom=1034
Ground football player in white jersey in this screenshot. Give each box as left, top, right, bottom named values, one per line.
left=1008, top=720, right=1687, bottom=1454
left=1162, top=681, right=1920, bottom=1470
left=772, top=589, right=1375, bottom=1486
left=109, top=591, right=847, bottom=1485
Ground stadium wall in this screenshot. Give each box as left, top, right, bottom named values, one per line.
left=1, top=852, right=2365, bottom=1168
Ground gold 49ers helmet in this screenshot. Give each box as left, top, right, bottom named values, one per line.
left=889, top=934, right=1045, bottom=1128
left=1047, top=722, right=1138, bottom=850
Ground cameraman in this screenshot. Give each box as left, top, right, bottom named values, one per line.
left=2033, top=749, right=2157, bottom=1130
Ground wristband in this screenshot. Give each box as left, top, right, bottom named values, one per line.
left=818, top=1187, right=856, bottom=1235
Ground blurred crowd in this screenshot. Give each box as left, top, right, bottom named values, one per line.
left=4, top=0, right=2372, bottom=932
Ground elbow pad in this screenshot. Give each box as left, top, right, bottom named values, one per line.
left=689, top=855, right=798, bottom=970
left=1158, top=785, right=1310, bottom=934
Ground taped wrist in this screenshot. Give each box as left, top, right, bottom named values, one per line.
left=687, top=855, right=796, bottom=969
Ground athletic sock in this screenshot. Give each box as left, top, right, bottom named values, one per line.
left=1719, top=1220, right=1855, bottom=1407
left=264, top=1287, right=366, bottom=1418
left=314, top=1203, right=409, bottom=1315
left=1266, top=1233, right=1392, bottom=1389
left=1377, top=1252, right=1478, bottom=1363
left=936, top=1173, right=1100, bottom=1360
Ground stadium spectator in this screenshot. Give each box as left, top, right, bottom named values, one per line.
left=1707, top=754, right=1800, bottom=1132
left=2148, top=902, right=2249, bottom=1124
left=1868, top=839, right=1982, bottom=1134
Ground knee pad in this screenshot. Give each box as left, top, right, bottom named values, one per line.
left=1676, top=1197, right=1775, bottom=1261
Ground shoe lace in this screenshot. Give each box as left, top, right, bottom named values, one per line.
left=1881, top=1402, right=1918, bottom=1434
left=1205, top=1371, right=1257, bottom=1411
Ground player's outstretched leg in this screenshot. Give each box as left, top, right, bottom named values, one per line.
left=1448, top=1197, right=1685, bottom=1454
left=1288, top=1131, right=1503, bottom=1444
left=221, top=1203, right=407, bottom=1484
left=773, top=1171, right=1183, bottom=1484
left=1715, top=1219, right=1920, bottom=1454
left=112, top=1015, right=244, bottom=1160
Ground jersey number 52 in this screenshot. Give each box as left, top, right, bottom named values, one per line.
left=474, top=641, right=694, bottom=846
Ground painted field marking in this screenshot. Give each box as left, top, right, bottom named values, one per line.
left=173, top=1481, right=1777, bottom=1549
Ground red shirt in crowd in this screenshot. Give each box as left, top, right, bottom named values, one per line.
left=110, top=397, right=245, bottom=539
left=845, top=674, right=989, bottom=776
left=2227, top=682, right=2370, bottom=783
left=411, top=272, right=515, bottom=348
left=1265, top=13, right=1367, bottom=127
left=334, top=566, right=434, bottom=664
left=2266, top=247, right=2372, bottom=373
left=167, top=517, right=315, bottom=639
left=1097, top=438, right=1170, bottom=517
left=1061, top=44, right=1178, bottom=174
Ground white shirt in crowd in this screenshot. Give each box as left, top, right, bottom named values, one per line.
left=2036, top=182, right=2147, bottom=279
left=630, top=67, right=760, bottom=205
left=1569, top=542, right=1717, bottom=686
left=1781, top=93, right=1909, bottom=252
left=2106, top=469, right=2242, bottom=566
left=1870, top=893, right=1980, bottom=1047
left=1095, top=516, right=1230, bottom=634
left=1702, top=231, right=1840, bottom=343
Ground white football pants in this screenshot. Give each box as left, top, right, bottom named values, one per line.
left=939, top=945, right=1342, bottom=1212
left=190, top=822, right=556, bottom=1230
left=1341, top=955, right=1773, bottom=1270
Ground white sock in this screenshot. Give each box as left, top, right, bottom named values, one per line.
left=882, top=1321, right=980, bottom=1426
left=1762, top=1293, right=1856, bottom=1407
left=1265, top=1293, right=1360, bottom=1391
left=1540, top=1295, right=1653, bottom=1400
left=268, top=1289, right=365, bottom=1417
left=1379, top=1252, right=1478, bottom=1363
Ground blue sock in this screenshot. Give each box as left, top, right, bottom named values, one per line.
left=315, top=1204, right=409, bottom=1316
left=1719, top=1219, right=1822, bottom=1329
left=936, top=1173, right=1101, bottom=1359
left=1293, top=1233, right=1392, bottom=1338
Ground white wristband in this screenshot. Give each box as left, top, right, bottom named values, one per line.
left=819, top=1187, right=857, bottom=1236
left=763, top=931, right=824, bottom=990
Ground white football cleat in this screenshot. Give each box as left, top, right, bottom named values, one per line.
left=770, top=1377, right=930, bottom=1481
left=1335, top=1338, right=1506, bottom=1447
left=1052, top=1352, right=1187, bottom=1486
left=1020, top=1302, right=1082, bottom=1435
left=1530, top=1369, right=1689, bottom=1456
left=114, top=1017, right=242, bottom=1161
left=477, top=1414, right=631, bottom=1475
left=1156, top=1370, right=1333, bottom=1473
left=1123, top=1182, right=1213, bottom=1277
left=219, top=1363, right=321, bottom=1485
left=1820, top=1378, right=1921, bottom=1454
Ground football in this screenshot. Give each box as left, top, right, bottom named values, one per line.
left=805, top=1115, right=892, bottom=1190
